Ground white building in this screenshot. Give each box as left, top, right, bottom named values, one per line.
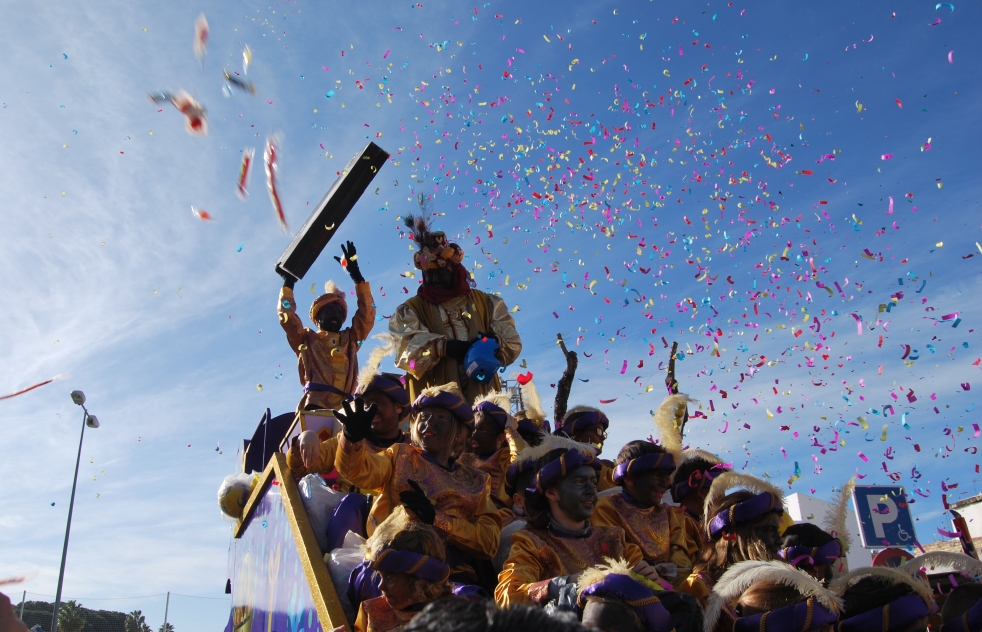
left=951, top=493, right=982, bottom=537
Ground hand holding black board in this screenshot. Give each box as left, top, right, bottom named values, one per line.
left=274, top=142, right=389, bottom=281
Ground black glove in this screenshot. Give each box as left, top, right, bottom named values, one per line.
left=334, top=240, right=365, bottom=284
left=444, top=339, right=474, bottom=362
left=399, top=479, right=436, bottom=525
left=278, top=270, right=296, bottom=289
left=334, top=397, right=377, bottom=443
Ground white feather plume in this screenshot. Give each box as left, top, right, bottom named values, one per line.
left=512, top=433, right=596, bottom=466
left=652, top=393, right=694, bottom=460
left=355, top=333, right=398, bottom=394
left=519, top=378, right=546, bottom=423
left=829, top=566, right=934, bottom=603
left=822, top=477, right=855, bottom=553
left=703, top=471, right=786, bottom=522
left=678, top=449, right=725, bottom=467
left=900, top=552, right=982, bottom=579
left=704, top=560, right=843, bottom=632
left=323, top=280, right=344, bottom=298
left=472, top=389, right=512, bottom=411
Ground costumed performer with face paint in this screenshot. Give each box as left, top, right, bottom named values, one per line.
left=389, top=200, right=522, bottom=403
left=555, top=406, right=620, bottom=491
left=679, top=472, right=787, bottom=608
left=333, top=383, right=502, bottom=589
left=287, top=334, right=410, bottom=489
left=778, top=477, right=855, bottom=586
left=494, top=437, right=663, bottom=609
left=278, top=240, right=376, bottom=412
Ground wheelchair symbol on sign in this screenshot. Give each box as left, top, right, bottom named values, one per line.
left=896, top=526, right=911, bottom=542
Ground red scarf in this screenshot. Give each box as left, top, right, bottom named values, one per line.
left=416, top=264, right=472, bottom=304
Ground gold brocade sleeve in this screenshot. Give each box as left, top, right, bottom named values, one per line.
left=285, top=435, right=340, bottom=478
left=351, top=282, right=376, bottom=344
left=352, top=603, right=368, bottom=632
left=679, top=512, right=704, bottom=561
left=277, top=286, right=306, bottom=354
left=597, top=463, right=618, bottom=492
left=486, top=294, right=522, bottom=366
left=494, top=529, right=546, bottom=607
left=335, top=435, right=396, bottom=492
left=667, top=508, right=694, bottom=573
left=504, top=428, right=527, bottom=462
left=433, top=487, right=502, bottom=560
left=623, top=540, right=644, bottom=568
left=389, top=301, right=444, bottom=378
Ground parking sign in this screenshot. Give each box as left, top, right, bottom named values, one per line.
left=852, top=485, right=917, bottom=548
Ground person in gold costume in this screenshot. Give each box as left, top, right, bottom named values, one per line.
left=554, top=406, right=618, bottom=491
left=354, top=509, right=453, bottom=632
left=678, top=472, right=786, bottom=608
left=389, top=207, right=521, bottom=403
left=592, top=440, right=692, bottom=588
left=495, top=437, right=663, bottom=608
left=277, top=240, right=376, bottom=411
left=333, top=383, right=501, bottom=590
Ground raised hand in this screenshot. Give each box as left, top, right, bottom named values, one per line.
left=399, top=479, right=436, bottom=525
left=334, top=397, right=376, bottom=443
left=334, top=240, right=365, bottom=284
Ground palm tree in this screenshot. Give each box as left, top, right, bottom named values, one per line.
left=124, top=610, right=152, bottom=632
left=57, top=600, right=86, bottom=632
left=158, top=624, right=175, bottom=632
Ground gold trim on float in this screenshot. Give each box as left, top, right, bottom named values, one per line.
left=234, top=453, right=349, bottom=630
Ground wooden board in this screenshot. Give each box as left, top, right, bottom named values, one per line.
left=275, top=142, right=389, bottom=281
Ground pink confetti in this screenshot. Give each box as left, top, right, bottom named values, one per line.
left=383, top=49, right=390, bottom=59
left=929, top=18, right=942, bottom=26
left=887, top=196, right=894, bottom=214
left=881, top=153, right=893, bottom=160
left=949, top=50, right=954, bottom=63
left=973, top=424, right=980, bottom=438
left=619, top=360, right=627, bottom=374
left=718, top=421, right=729, bottom=433
left=858, top=452, right=869, bottom=463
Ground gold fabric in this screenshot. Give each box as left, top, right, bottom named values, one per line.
left=354, top=596, right=417, bottom=632
left=597, top=462, right=617, bottom=492
left=278, top=283, right=376, bottom=411
left=494, top=525, right=643, bottom=607
left=679, top=511, right=706, bottom=561
left=678, top=572, right=713, bottom=609
left=285, top=433, right=394, bottom=494
left=389, top=290, right=521, bottom=403
left=593, top=495, right=692, bottom=576
left=335, top=437, right=502, bottom=560
left=456, top=428, right=526, bottom=510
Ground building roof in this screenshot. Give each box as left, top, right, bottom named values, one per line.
left=951, top=492, right=982, bottom=510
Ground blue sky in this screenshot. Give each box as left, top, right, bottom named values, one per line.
left=1, top=0, right=980, bottom=599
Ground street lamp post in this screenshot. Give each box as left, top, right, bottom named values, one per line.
left=50, top=391, right=98, bottom=632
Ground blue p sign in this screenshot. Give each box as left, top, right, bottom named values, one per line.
left=853, top=485, right=917, bottom=548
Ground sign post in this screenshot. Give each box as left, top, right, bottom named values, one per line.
left=852, top=485, right=917, bottom=548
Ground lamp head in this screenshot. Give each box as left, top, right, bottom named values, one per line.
left=70, top=391, right=86, bottom=406
left=85, top=415, right=99, bottom=429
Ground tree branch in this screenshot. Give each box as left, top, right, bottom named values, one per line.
left=554, top=334, right=578, bottom=427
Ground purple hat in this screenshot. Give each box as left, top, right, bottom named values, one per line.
left=577, top=573, right=674, bottom=632
left=734, top=597, right=839, bottom=632
left=836, top=593, right=933, bottom=632
left=528, top=447, right=601, bottom=497
left=371, top=547, right=451, bottom=583
left=780, top=540, right=844, bottom=569
left=505, top=458, right=534, bottom=491
left=613, top=452, right=677, bottom=485
left=671, top=466, right=723, bottom=501
left=708, top=492, right=782, bottom=538
left=940, top=596, right=982, bottom=632
left=362, top=373, right=411, bottom=407
left=473, top=400, right=509, bottom=429
left=413, top=384, right=475, bottom=429
left=557, top=407, right=609, bottom=436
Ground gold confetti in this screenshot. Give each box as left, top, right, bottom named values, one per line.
left=256, top=384, right=264, bottom=391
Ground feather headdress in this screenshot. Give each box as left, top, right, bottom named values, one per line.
left=829, top=565, right=934, bottom=603
left=652, top=393, right=694, bottom=461
left=578, top=557, right=665, bottom=596
left=678, top=449, right=726, bottom=467
left=822, top=477, right=856, bottom=554
left=309, top=280, right=347, bottom=323
left=703, top=471, right=786, bottom=521
left=356, top=333, right=398, bottom=393
left=704, top=560, right=843, bottom=632
left=516, top=433, right=597, bottom=464
left=519, top=378, right=547, bottom=425
left=362, top=505, right=413, bottom=560
left=404, top=200, right=463, bottom=271
left=472, top=389, right=512, bottom=411
left=900, top=552, right=982, bottom=579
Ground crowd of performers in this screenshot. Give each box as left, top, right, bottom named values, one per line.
left=269, top=213, right=982, bottom=632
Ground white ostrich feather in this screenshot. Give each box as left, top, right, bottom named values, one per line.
left=822, top=477, right=855, bottom=553
left=704, top=560, right=842, bottom=632
left=652, top=393, right=694, bottom=460
left=703, top=471, right=786, bottom=522
left=355, top=333, right=398, bottom=394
